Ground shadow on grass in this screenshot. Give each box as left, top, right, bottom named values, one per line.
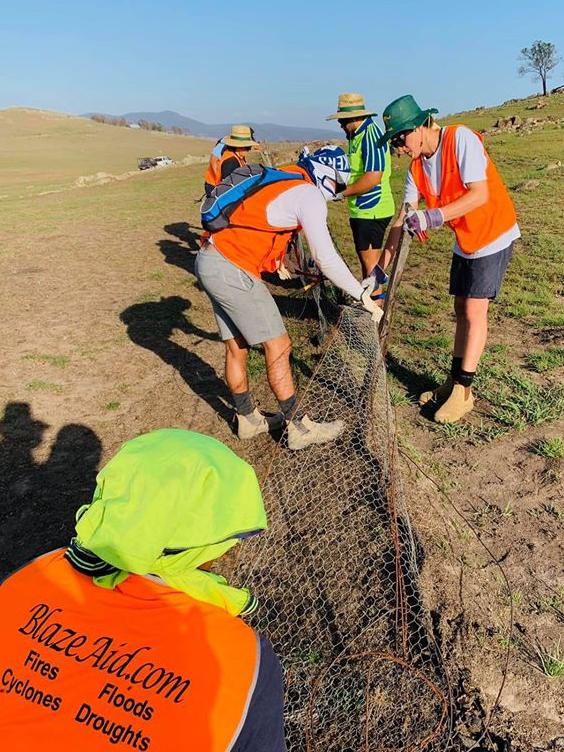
left=120, top=296, right=233, bottom=426
left=386, top=353, right=437, bottom=399
left=157, top=222, right=203, bottom=277
left=0, top=402, right=101, bottom=578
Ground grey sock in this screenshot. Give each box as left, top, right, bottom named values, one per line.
left=278, top=394, right=304, bottom=422
left=232, top=390, right=254, bottom=416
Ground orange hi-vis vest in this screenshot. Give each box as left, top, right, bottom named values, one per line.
left=205, top=146, right=247, bottom=188
left=0, top=549, right=259, bottom=752
left=211, top=165, right=309, bottom=278
left=410, top=125, right=517, bottom=254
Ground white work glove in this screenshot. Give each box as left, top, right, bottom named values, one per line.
left=331, top=191, right=346, bottom=202
left=277, top=261, right=294, bottom=280
left=360, top=289, right=384, bottom=324
left=276, top=254, right=302, bottom=281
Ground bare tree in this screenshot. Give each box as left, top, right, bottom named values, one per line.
left=518, top=40, right=561, bottom=96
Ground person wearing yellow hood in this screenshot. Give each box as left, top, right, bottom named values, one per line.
left=0, top=429, right=286, bottom=752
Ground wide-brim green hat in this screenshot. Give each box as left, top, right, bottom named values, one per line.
left=379, top=94, right=438, bottom=145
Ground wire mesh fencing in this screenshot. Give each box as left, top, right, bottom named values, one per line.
left=233, top=302, right=454, bottom=751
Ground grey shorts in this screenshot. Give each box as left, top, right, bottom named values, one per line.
left=195, top=246, right=287, bottom=346
left=449, top=243, right=514, bottom=299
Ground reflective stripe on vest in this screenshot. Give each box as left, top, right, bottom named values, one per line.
left=211, top=165, right=307, bottom=278
left=205, top=145, right=247, bottom=188
left=410, top=125, right=517, bottom=254
left=0, top=549, right=259, bottom=751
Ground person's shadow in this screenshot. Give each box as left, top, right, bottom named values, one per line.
left=157, top=222, right=203, bottom=277
left=0, top=402, right=102, bottom=579
left=120, top=296, right=233, bottom=425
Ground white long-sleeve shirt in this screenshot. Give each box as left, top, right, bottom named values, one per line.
left=266, top=184, right=363, bottom=300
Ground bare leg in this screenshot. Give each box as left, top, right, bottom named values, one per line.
left=263, top=333, right=295, bottom=402
left=456, top=297, right=490, bottom=371
left=453, top=296, right=468, bottom=358
left=224, top=336, right=250, bottom=395
left=357, top=245, right=381, bottom=279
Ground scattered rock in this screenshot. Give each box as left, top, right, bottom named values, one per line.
left=544, top=160, right=561, bottom=172
left=515, top=179, right=541, bottom=192
left=527, top=99, right=548, bottom=110
left=483, top=114, right=564, bottom=136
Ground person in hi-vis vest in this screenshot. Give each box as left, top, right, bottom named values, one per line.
left=0, top=429, right=286, bottom=752
left=204, top=125, right=260, bottom=197
left=377, top=95, right=519, bottom=425
left=196, top=146, right=383, bottom=451
left=326, top=93, right=395, bottom=281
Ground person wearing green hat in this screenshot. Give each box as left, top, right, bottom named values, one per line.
left=0, top=429, right=286, bottom=751
left=326, top=93, right=395, bottom=280
left=377, top=95, right=519, bottom=424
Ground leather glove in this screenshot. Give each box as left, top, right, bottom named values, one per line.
left=360, top=289, right=384, bottom=323
left=405, top=208, right=444, bottom=236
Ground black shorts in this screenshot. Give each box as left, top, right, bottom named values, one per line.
left=349, top=217, right=392, bottom=253
left=449, top=243, right=514, bottom=299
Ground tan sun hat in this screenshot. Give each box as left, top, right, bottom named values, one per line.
left=326, top=93, right=376, bottom=121
left=223, top=124, right=259, bottom=148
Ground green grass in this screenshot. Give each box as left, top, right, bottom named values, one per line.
left=247, top=348, right=267, bottom=379
left=433, top=420, right=508, bottom=445
left=530, top=437, right=564, bottom=459
left=26, top=379, right=64, bottom=394
left=479, top=370, right=564, bottom=430
left=23, top=352, right=70, bottom=368
left=104, top=401, right=121, bottom=411
left=529, top=641, right=564, bottom=678
left=389, top=384, right=413, bottom=407
left=526, top=347, right=564, bottom=372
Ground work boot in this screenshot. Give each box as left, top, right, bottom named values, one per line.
left=418, top=377, right=453, bottom=406
left=434, top=384, right=474, bottom=424
left=237, top=408, right=270, bottom=440
left=287, top=414, right=345, bottom=451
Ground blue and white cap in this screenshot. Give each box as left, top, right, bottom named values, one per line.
left=298, top=145, right=351, bottom=201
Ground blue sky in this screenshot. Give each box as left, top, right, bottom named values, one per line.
left=1, top=0, right=563, bottom=126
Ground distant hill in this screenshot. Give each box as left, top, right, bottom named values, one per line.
left=83, top=110, right=340, bottom=142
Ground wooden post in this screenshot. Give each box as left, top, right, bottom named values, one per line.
left=379, top=227, right=411, bottom=356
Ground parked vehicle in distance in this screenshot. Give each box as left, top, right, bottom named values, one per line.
left=137, top=155, right=173, bottom=171
left=138, top=157, right=156, bottom=170
left=153, top=155, right=173, bottom=167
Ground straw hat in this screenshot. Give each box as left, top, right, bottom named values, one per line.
left=326, top=93, right=376, bottom=121
left=223, top=124, right=259, bottom=148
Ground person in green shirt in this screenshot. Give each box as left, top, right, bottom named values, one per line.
left=326, top=93, right=395, bottom=281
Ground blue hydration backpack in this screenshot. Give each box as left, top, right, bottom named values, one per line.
left=201, top=164, right=304, bottom=233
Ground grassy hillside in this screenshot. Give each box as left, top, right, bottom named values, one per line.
left=0, top=107, right=212, bottom=200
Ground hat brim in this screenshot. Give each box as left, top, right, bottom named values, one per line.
left=378, top=107, right=438, bottom=145
left=223, top=137, right=258, bottom=148
left=326, top=108, right=376, bottom=121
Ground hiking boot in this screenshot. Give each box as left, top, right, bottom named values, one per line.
left=237, top=408, right=270, bottom=440
left=418, top=377, right=453, bottom=406
left=287, top=414, right=345, bottom=451
left=237, top=409, right=284, bottom=439
left=434, top=384, right=474, bottom=424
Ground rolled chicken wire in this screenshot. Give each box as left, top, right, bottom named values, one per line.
left=232, top=303, right=454, bottom=751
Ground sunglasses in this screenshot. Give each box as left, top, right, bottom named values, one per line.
left=390, top=130, right=413, bottom=148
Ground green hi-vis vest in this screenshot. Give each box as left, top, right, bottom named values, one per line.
left=347, top=117, right=395, bottom=220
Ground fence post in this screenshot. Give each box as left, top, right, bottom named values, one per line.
left=379, top=228, right=411, bottom=355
